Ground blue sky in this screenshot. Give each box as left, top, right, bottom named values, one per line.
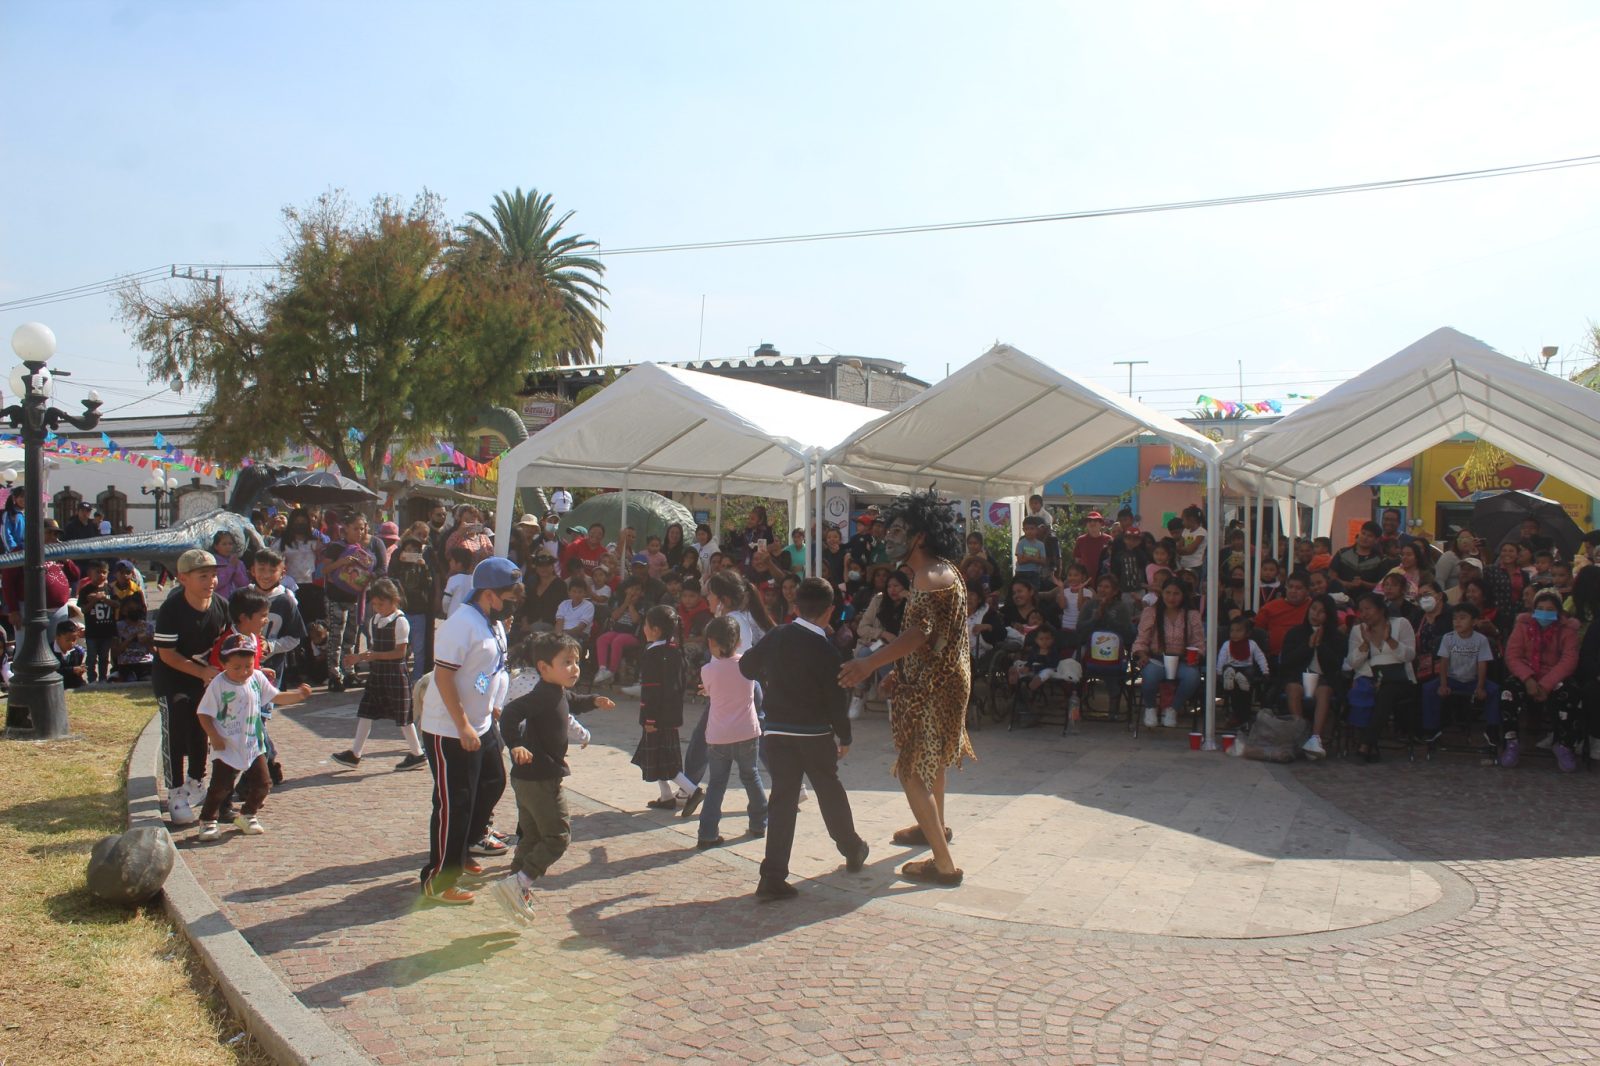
left=3, top=1, right=1597, bottom=419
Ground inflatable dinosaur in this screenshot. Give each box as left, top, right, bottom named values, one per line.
left=0, top=466, right=278, bottom=570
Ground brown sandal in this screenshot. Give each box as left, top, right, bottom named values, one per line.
left=899, top=859, right=963, bottom=886
left=891, top=825, right=954, bottom=846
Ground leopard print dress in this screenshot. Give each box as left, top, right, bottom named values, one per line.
left=890, top=574, right=976, bottom=788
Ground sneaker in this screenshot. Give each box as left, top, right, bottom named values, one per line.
left=679, top=787, right=705, bottom=819
left=1236, top=671, right=1251, bottom=693
left=233, top=814, right=265, bottom=835
left=1499, top=737, right=1520, bottom=769
left=490, top=876, right=536, bottom=925
left=847, top=696, right=865, bottom=720
left=1536, top=732, right=1555, bottom=750
left=1161, top=708, right=1177, bottom=729
left=845, top=839, right=870, bottom=873
left=1142, top=706, right=1157, bottom=728
left=1222, top=667, right=1236, bottom=691
left=593, top=667, right=614, bottom=685
left=1554, top=743, right=1578, bottom=773
left=423, top=886, right=475, bottom=906
left=469, top=835, right=509, bottom=857
left=1303, top=735, right=1326, bottom=759
left=331, top=749, right=361, bottom=768
left=197, top=820, right=221, bottom=841
left=462, top=859, right=486, bottom=877
left=619, top=684, right=641, bottom=698
left=396, top=753, right=427, bottom=771
left=755, top=879, right=798, bottom=901
left=169, top=792, right=198, bottom=826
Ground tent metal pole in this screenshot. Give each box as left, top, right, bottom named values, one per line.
left=813, top=453, right=825, bottom=578
left=1253, top=487, right=1266, bottom=610
left=1203, top=459, right=1220, bottom=751
left=714, top=478, right=723, bottom=554
left=620, top=470, right=629, bottom=544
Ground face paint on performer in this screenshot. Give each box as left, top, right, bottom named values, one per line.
left=884, top=519, right=916, bottom=562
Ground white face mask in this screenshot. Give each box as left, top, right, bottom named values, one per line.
left=1419, top=595, right=1438, bottom=611
left=847, top=570, right=861, bottom=582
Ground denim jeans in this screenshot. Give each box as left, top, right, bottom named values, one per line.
left=698, top=737, right=768, bottom=842
left=1139, top=661, right=1200, bottom=709
left=686, top=683, right=766, bottom=786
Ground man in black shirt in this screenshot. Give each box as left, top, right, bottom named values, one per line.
left=153, top=548, right=230, bottom=826
left=1332, top=522, right=1389, bottom=596
left=617, top=553, right=666, bottom=606
left=739, top=577, right=868, bottom=900
left=62, top=501, right=99, bottom=541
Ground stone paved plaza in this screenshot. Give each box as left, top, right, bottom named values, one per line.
left=170, top=692, right=1600, bottom=1064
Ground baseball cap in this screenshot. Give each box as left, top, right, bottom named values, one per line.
left=219, top=632, right=258, bottom=659
left=378, top=521, right=399, bottom=543
left=1085, top=511, right=1103, bottom=521
left=630, top=552, right=650, bottom=567
left=1121, top=525, right=1142, bottom=536
left=177, top=549, right=218, bottom=573
left=567, top=524, right=588, bottom=536
left=471, top=556, right=523, bottom=592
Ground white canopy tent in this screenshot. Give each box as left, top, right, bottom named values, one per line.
left=493, top=362, right=883, bottom=567
left=823, top=343, right=1231, bottom=747
left=1220, top=327, right=1600, bottom=538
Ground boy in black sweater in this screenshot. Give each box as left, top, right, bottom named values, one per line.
left=739, top=577, right=869, bottom=899
left=491, top=632, right=614, bottom=926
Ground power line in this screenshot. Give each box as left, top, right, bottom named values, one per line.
left=3, top=152, right=1597, bottom=313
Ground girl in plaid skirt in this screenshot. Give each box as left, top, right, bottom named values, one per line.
left=332, top=579, right=427, bottom=771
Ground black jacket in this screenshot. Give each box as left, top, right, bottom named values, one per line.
left=638, top=641, right=686, bottom=730
left=739, top=621, right=851, bottom=745
left=1278, top=622, right=1345, bottom=678
left=500, top=682, right=598, bottom=780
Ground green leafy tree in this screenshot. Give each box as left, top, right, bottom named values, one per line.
left=458, top=187, right=608, bottom=365
left=120, top=191, right=568, bottom=485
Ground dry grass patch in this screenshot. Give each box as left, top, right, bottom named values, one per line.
left=0, top=688, right=272, bottom=1065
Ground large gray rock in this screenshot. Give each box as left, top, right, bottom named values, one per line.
left=87, top=827, right=176, bottom=905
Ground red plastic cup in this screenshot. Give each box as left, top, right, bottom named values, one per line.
left=1189, top=732, right=1203, bottom=750
left=1184, top=647, right=1200, bottom=666
left=1221, top=734, right=1237, bottom=752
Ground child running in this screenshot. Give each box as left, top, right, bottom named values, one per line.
left=195, top=634, right=313, bottom=840
left=739, top=577, right=868, bottom=900
left=332, top=578, right=426, bottom=770
left=491, top=632, right=615, bottom=924
left=631, top=604, right=699, bottom=809
left=693, top=615, right=768, bottom=848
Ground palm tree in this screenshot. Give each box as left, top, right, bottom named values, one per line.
left=459, top=188, right=608, bottom=365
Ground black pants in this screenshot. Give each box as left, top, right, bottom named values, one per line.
left=202, top=756, right=270, bottom=819
left=419, top=725, right=506, bottom=896
left=157, top=690, right=210, bottom=789
left=1367, top=678, right=1417, bottom=746
left=760, top=733, right=862, bottom=883
left=1497, top=677, right=1582, bottom=747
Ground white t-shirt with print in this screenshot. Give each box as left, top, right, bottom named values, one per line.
left=420, top=605, right=506, bottom=739
left=198, top=670, right=280, bottom=772
left=556, top=598, right=595, bottom=633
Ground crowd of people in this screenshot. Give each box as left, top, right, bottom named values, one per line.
left=140, top=489, right=975, bottom=920
left=967, top=497, right=1600, bottom=770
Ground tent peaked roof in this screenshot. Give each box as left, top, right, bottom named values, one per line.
left=1220, top=327, right=1600, bottom=503
left=823, top=344, right=1222, bottom=498
left=496, top=361, right=882, bottom=496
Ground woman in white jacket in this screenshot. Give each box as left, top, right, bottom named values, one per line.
left=1344, top=592, right=1417, bottom=762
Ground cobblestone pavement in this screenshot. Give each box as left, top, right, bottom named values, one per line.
left=172, top=691, right=1600, bottom=1065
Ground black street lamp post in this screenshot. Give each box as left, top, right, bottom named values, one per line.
left=4, top=323, right=102, bottom=739
left=142, top=471, right=179, bottom=530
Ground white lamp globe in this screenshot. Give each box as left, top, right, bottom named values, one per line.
left=7, top=365, right=27, bottom=401
left=147, top=473, right=163, bottom=491
left=11, top=322, right=56, bottom=363
left=1, top=470, right=15, bottom=485
left=166, top=476, right=180, bottom=490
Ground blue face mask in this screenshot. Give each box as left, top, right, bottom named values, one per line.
left=1533, top=609, right=1558, bottom=626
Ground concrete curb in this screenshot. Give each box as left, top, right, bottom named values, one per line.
left=127, top=712, right=370, bottom=1066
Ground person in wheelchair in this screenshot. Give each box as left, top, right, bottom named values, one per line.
left=1130, top=578, right=1202, bottom=729
left=1007, top=624, right=1067, bottom=729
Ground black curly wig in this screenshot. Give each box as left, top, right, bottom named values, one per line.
left=883, top=488, right=966, bottom=563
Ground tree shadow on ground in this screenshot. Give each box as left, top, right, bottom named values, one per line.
left=294, top=932, right=522, bottom=1008
left=563, top=887, right=865, bottom=959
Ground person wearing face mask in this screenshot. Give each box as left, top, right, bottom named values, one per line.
left=1497, top=590, right=1581, bottom=771
left=417, top=556, right=525, bottom=905
left=538, top=513, right=563, bottom=568
left=1411, top=581, right=1448, bottom=697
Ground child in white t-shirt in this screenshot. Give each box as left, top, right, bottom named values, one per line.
left=196, top=634, right=312, bottom=840
left=555, top=577, right=595, bottom=641
left=441, top=546, right=476, bottom=618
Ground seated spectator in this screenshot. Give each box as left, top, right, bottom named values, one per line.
left=1177, top=506, right=1208, bottom=573
left=555, top=577, right=595, bottom=643
left=1076, top=573, right=1137, bottom=694
left=1411, top=580, right=1448, bottom=684
left=592, top=581, right=647, bottom=686
left=1380, top=572, right=1422, bottom=630
left=845, top=571, right=908, bottom=716
left=1290, top=538, right=1316, bottom=579
left=643, top=535, right=670, bottom=580
left=1256, top=572, right=1310, bottom=664
left=1279, top=594, right=1345, bottom=758
left=1109, top=525, right=1150, bottom=602
left=1147, top=542, right=1177, bottom=588
left=777, top=573, right=801, bottom=623
left=1217, top=613, right=1269, bottom=726
left=1420, top=602, right=1498, bottom=744
left=1391, top=542, right=1429, bottom=598
left=1131, top=579, right=1202, bottom=729
left=113, top=596, right=156, bottom=682
left=1333, top=522, right=1390, bottom=597
left=851, top=564, right=891, bottom=618
left=1009, top=624, right=1068, bottom=728
left=54, top=618, right=87, bottom=689
left=1256, top=557, right=1284, bottom=603
left=619, top=553, right=666, bottom=606
left=997, top=576, right=1058, bottom=646
left=1495, top=589, right=1581, bottom=770
left=1054, top=563, right=1092, bottom=647
left=1435, top=530, right=1479, bottom=591
left=1483, top=540, right=1526, bottom=621
left=1344, top=592, right=1417, bottom=762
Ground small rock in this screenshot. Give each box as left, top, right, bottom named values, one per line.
left=87, top=827, right=176, bottom=905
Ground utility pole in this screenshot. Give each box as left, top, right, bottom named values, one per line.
left=1237, top=359, right=1244, bottom=403
left=697, top=295, right=706, bottom=359
left=170, top=265, right=222, bottom=300
left=1112, top=360, right=1148, bottom=397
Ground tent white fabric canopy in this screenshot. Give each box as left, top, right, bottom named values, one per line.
left=1219, top=327, right=1600, bottom=535
left=493, top=361, right=883, bottom=548
left=823, top=343, right=1223, bottom=498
